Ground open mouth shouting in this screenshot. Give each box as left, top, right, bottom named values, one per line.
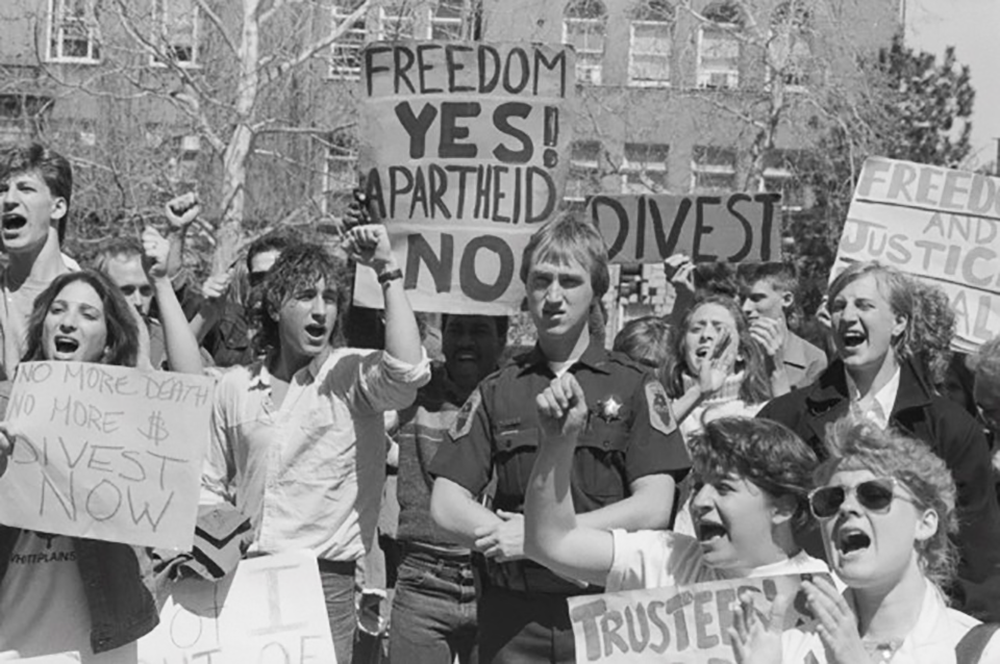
left=834, top=524, right=872, bottom=559
left=2, top=212, right=27, bottom=233
left=696, top=519, right=729, bottom=544
left=52, top=335, right=81, bottom=360
left=304, top=323, right=328, bottom=342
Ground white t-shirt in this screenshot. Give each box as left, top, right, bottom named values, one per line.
left=606, top=529, right=829, bottom=592
left=0, top=532, right=137, bottom=663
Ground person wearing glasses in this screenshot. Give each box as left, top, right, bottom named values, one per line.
left=758, top=262, right=1000, bottom=621
left=732, top=419, right=1000, bottom=664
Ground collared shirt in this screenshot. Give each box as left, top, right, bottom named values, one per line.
left=846, top=365, right=901, bottom=429
left=203, top=345, right=430, bottom=562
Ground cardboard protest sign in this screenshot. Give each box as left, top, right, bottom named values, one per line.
left=588, top=193, right=783, bottom=265
left=138, top=551, right=337, bottom=664
left=0, top=362, right=214, bottom=550
left=833, top=157, right=1000, bottom=353
left=566, top=573, right=824, bottom=663
left=356, top=41, right=574, bottom=314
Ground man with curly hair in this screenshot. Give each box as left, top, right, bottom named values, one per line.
left=203, top=228, right=430, bottom=664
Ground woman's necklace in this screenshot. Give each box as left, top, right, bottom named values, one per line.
left=862, top=636, right=904, bottom=662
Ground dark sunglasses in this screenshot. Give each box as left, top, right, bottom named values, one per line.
left=808, top=477, right=914, bottom=519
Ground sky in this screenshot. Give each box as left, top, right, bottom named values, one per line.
left=905, top=0, right=1000, bottom=170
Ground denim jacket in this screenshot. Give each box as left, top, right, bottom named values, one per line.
left=0, top=527, right=160, bottom=654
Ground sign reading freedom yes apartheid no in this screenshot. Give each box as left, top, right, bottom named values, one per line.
left=355, top=41, right=574, bottom=314
left=0, top=361, right=213, bottom=550
left=588, top=192, right=783, bottom=265
left=833, top=157, right=1000, bottom=354
left=567, top=574, right=825, bottom=664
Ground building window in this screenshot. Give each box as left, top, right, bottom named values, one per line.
left=761, top=150, right=807, bottom=210
left=151, top=0, right=199, bottom=66
left=378, top=0, right=417, bottom=41
left=566, top=140, right=603, bottom=200
left=622, top=143, right=669, bottom=193
left=691, top=146, right=736, bottom=192
left=770, top=2, right=812, bottom=89
left=563, top=0, right=606, bottom=86
left=696, top=2, right=741, bottom=89
left=47, top=0, right=100, bottom=63
left=0, top=95, right=50, bottom=143
left=429, top=0, right=473, bottom=40
left=330, top=1, right=368, bottom=80
left=325, top=133, right=358, bottom=217
left=629, top=0, right=673, bottom=87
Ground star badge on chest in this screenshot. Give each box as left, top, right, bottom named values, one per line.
left=595, top=396, right=623, bottom=422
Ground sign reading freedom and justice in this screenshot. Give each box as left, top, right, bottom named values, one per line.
left=566, top=574, right=825, bottom=664
left=588, top=192, right=783, bottom=265
left=138, top=551, right=337, bottom=664
left=833, top=157, right=1000, bottom=354
left=0, top=362, right=214, bottom=550
left=355, top=41, right=574, bottom=314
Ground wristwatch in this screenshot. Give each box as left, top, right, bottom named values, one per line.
left=377, top=268, right=403, bottom=286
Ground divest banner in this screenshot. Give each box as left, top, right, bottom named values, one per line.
left=833, top=157, right=1000, bottom=353
left=138, top=551, right=337, bottom=663
left=355, top=41, right=574, bottom=314
left=588, top=192, right=783, bottom=264
left=566, top=574, right=822, bottom=663
left=0, top=362, right=213, bottom=550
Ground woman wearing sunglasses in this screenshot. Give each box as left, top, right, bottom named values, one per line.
left=734, top=419, right=1000, bottom=663
left=758, top=262, right=1000, bottom=619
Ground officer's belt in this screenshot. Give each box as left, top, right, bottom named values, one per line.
left=485, top=558, right=601, bottom=595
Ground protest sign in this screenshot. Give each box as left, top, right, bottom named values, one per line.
left=355, top=41, right=574, bottom=315
left=833, top=157, right=1000, bottom=353
left=588, top=192, right=783, bottom=265
left=0, top=362, right=213, bottom=550
left=18, top=655, right=81, bottom=663
left=138, top=551, right=337, bottom=664
left=566, top=573, right=824, bottom=664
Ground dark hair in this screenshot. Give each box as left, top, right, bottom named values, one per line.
left=0, top=143, right=73, bottom=244
left=520, top=212, right=610, bottom=300
left=441, top=313, right=509, bottom=342
left=613, top=316, right=670, bottom=375
left=739, top=262, right=799, bottom=296
left=662, top=294, right=772, bottom=404
left=694, top=261, right=740, bottom=299
left=690, top=417, right=818, bottom=532
left=245, top=229, right=300, bottom=273
left=92, top=236, right=143, bottom=273
left=253, top=243, right=352, bottom=357
left=22, top=270, right=140, bottom=367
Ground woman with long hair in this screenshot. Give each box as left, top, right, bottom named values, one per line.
left=0, top=270, right=158, bottom=662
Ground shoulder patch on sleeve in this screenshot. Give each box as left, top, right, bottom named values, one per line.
left=449, top=389, right=482, bottom=441
left=645, top=380, right=677, bottom=436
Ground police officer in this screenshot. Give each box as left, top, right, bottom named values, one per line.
left=430, top=214, right=690, bottom=664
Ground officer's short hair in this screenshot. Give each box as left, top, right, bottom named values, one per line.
left=519, top=213, right=609, bottom=299
left=739, top=262, right=798, bottom=296
left=0, top=142, right=73, bottom=244
left=245, top=229, right=301, bottom=273
left=93, top=236, right=143, bottom=274
left=690, top=417, right=817, bottom=533
left=613, top=316, right=669, bottom=373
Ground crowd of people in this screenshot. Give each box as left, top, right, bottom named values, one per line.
left=0, top=141, right=997, bottom=664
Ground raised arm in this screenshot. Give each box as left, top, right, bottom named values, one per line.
left=164, top=192, right=201, bottom=283
left=524, top=373, right=613, bottom=587
left=143, top=227, right=203, bottom=374
left=344, top=224, right=422, bottom=366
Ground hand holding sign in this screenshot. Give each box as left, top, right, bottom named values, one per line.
left=536, top=373, right=589, bottom=443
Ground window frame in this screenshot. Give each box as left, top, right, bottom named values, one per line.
left=149, top=0, right=201, bottom=68
left=46, top=0, right=101, bottom=64
left=628, top=19, right=673, bottom=88
left=695, top=4, right=741, bottom=90
left=563, top=0, right=607, bottom=86
left=329, top=2, right=369, bottom=81
left=621, top=143, right=669, bottom=194
left=691, top=146, right=736, bottom=193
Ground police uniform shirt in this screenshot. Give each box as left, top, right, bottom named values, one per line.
left=430, top=343, right=690, bottom=516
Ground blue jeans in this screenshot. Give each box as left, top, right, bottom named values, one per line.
left=388, top=547, right=478, bottom=664
left=319, top=560, right=357, bottom=664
